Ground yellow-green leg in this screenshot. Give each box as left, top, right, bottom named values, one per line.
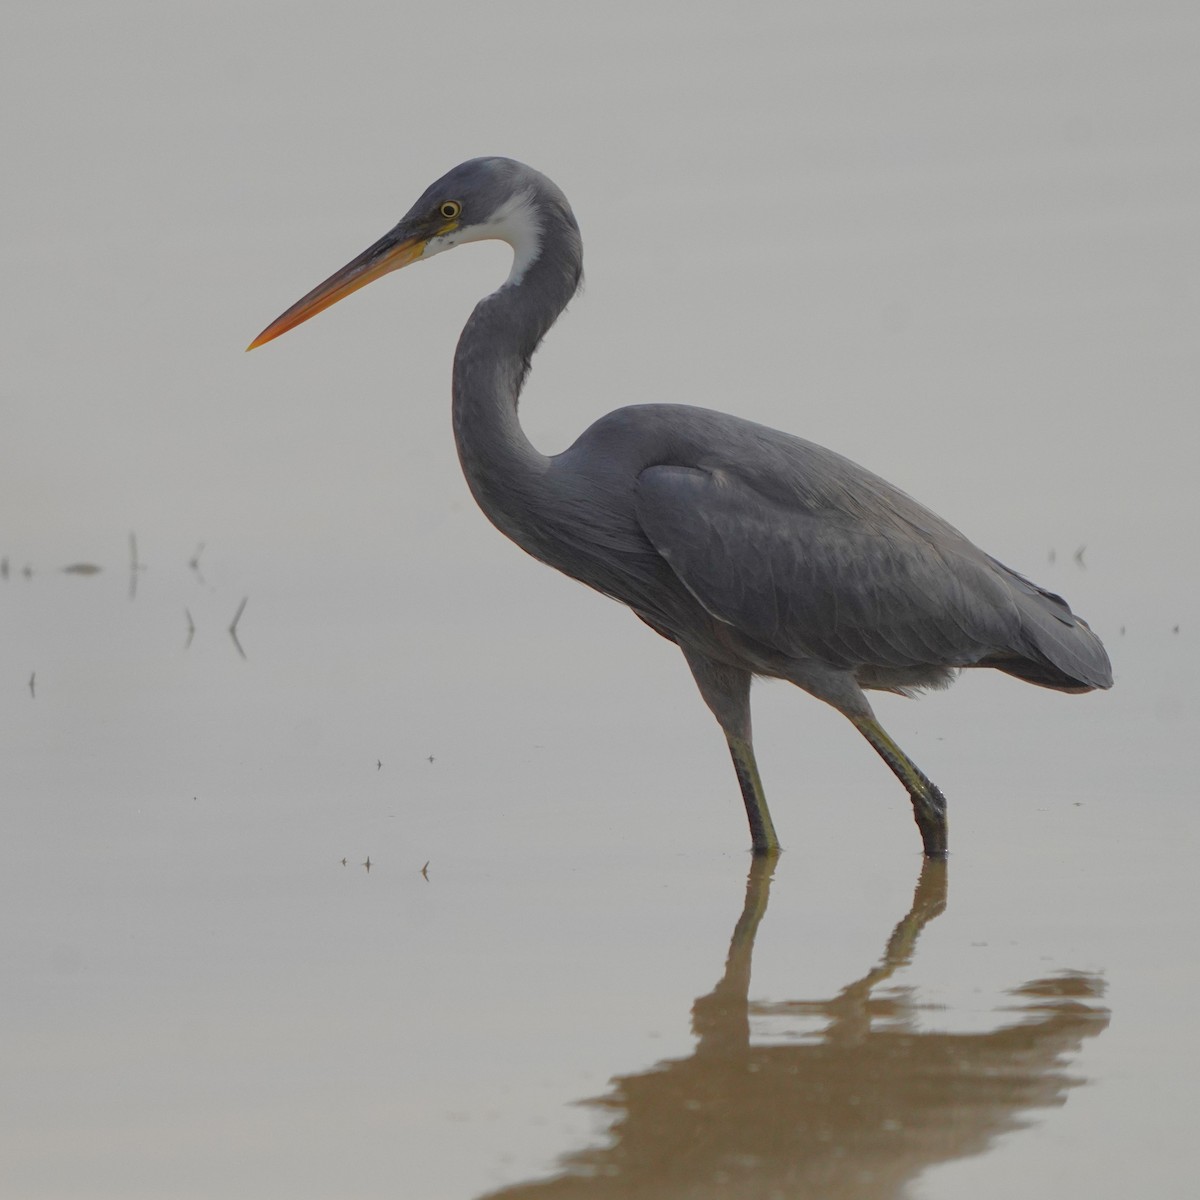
left=850, top=713, right=948, bottom=856
left=727, top=734, right=781, bottom=856
left=681, top=645, right=781, bottom=856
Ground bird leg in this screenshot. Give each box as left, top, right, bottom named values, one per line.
left=726, top=734, right=781, bottom=856
left=682, top=647, right=781, bottom=856
left=849, top=714, right=948, bottom=857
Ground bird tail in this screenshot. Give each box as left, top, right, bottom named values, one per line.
left=983, top=559, right=1113, bottom=693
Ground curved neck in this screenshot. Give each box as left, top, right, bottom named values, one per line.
left=451, top=203, right=582, bottom=546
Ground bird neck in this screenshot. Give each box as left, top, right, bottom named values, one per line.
left=451, top=206, right=582, bottom=544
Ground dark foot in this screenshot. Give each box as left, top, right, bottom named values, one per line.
left=912, top=782, right=948, bottom=857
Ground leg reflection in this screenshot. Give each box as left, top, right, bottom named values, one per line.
left=478, top=856, right=1106, bottom=1200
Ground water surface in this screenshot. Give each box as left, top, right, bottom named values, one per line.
left=2, top=2, right=1197, bottom=1197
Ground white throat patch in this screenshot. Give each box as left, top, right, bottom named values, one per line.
left=421, top=188, right=543, bottom=287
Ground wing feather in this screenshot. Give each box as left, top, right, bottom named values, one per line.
left=635, top=464, right=1016, bottom=671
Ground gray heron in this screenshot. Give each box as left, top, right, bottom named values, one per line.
left=249, top=157, right=1112, bottom=857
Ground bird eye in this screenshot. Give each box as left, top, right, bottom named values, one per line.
left=439, top=200, right=462, bottom=220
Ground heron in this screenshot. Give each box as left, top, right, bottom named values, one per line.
left=249, top=157, right=1112, bottom=857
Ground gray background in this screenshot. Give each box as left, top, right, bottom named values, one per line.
left=2, top=3, right=1196, bottom=1197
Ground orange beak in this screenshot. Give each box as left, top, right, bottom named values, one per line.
left=247, top=227, right=429, bottom=350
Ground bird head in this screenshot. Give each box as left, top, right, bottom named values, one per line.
left=247, top=157, right=556, bottom=350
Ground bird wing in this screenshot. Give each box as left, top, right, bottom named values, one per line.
left=634, top=463, right=1015, bottom=671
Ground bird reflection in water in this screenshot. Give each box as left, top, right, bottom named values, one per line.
left=479, top=860, right=1108, bottom=1200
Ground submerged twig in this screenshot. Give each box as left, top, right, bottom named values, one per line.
left=228, top=596, right=248, bottom=659
left=128, top=531, right=146, bottom=599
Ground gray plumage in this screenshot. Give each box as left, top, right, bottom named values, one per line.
left=251, top=156, right=1112, bottom=857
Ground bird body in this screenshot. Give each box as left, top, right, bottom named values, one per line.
left=250, top=157, right=1111, bottom=857
left=500, top=400, right=1104, bottom=688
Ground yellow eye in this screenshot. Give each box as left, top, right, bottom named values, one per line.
left=439, top=200, right=462, bottom=221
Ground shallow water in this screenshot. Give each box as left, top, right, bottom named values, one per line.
left=3, top=2, right=1198, bottom=1197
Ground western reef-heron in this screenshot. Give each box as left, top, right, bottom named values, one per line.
left=249, top=157, right=1111, bottom=857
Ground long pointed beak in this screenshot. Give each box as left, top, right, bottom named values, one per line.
left=247, top=227, right=428, bottom=350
